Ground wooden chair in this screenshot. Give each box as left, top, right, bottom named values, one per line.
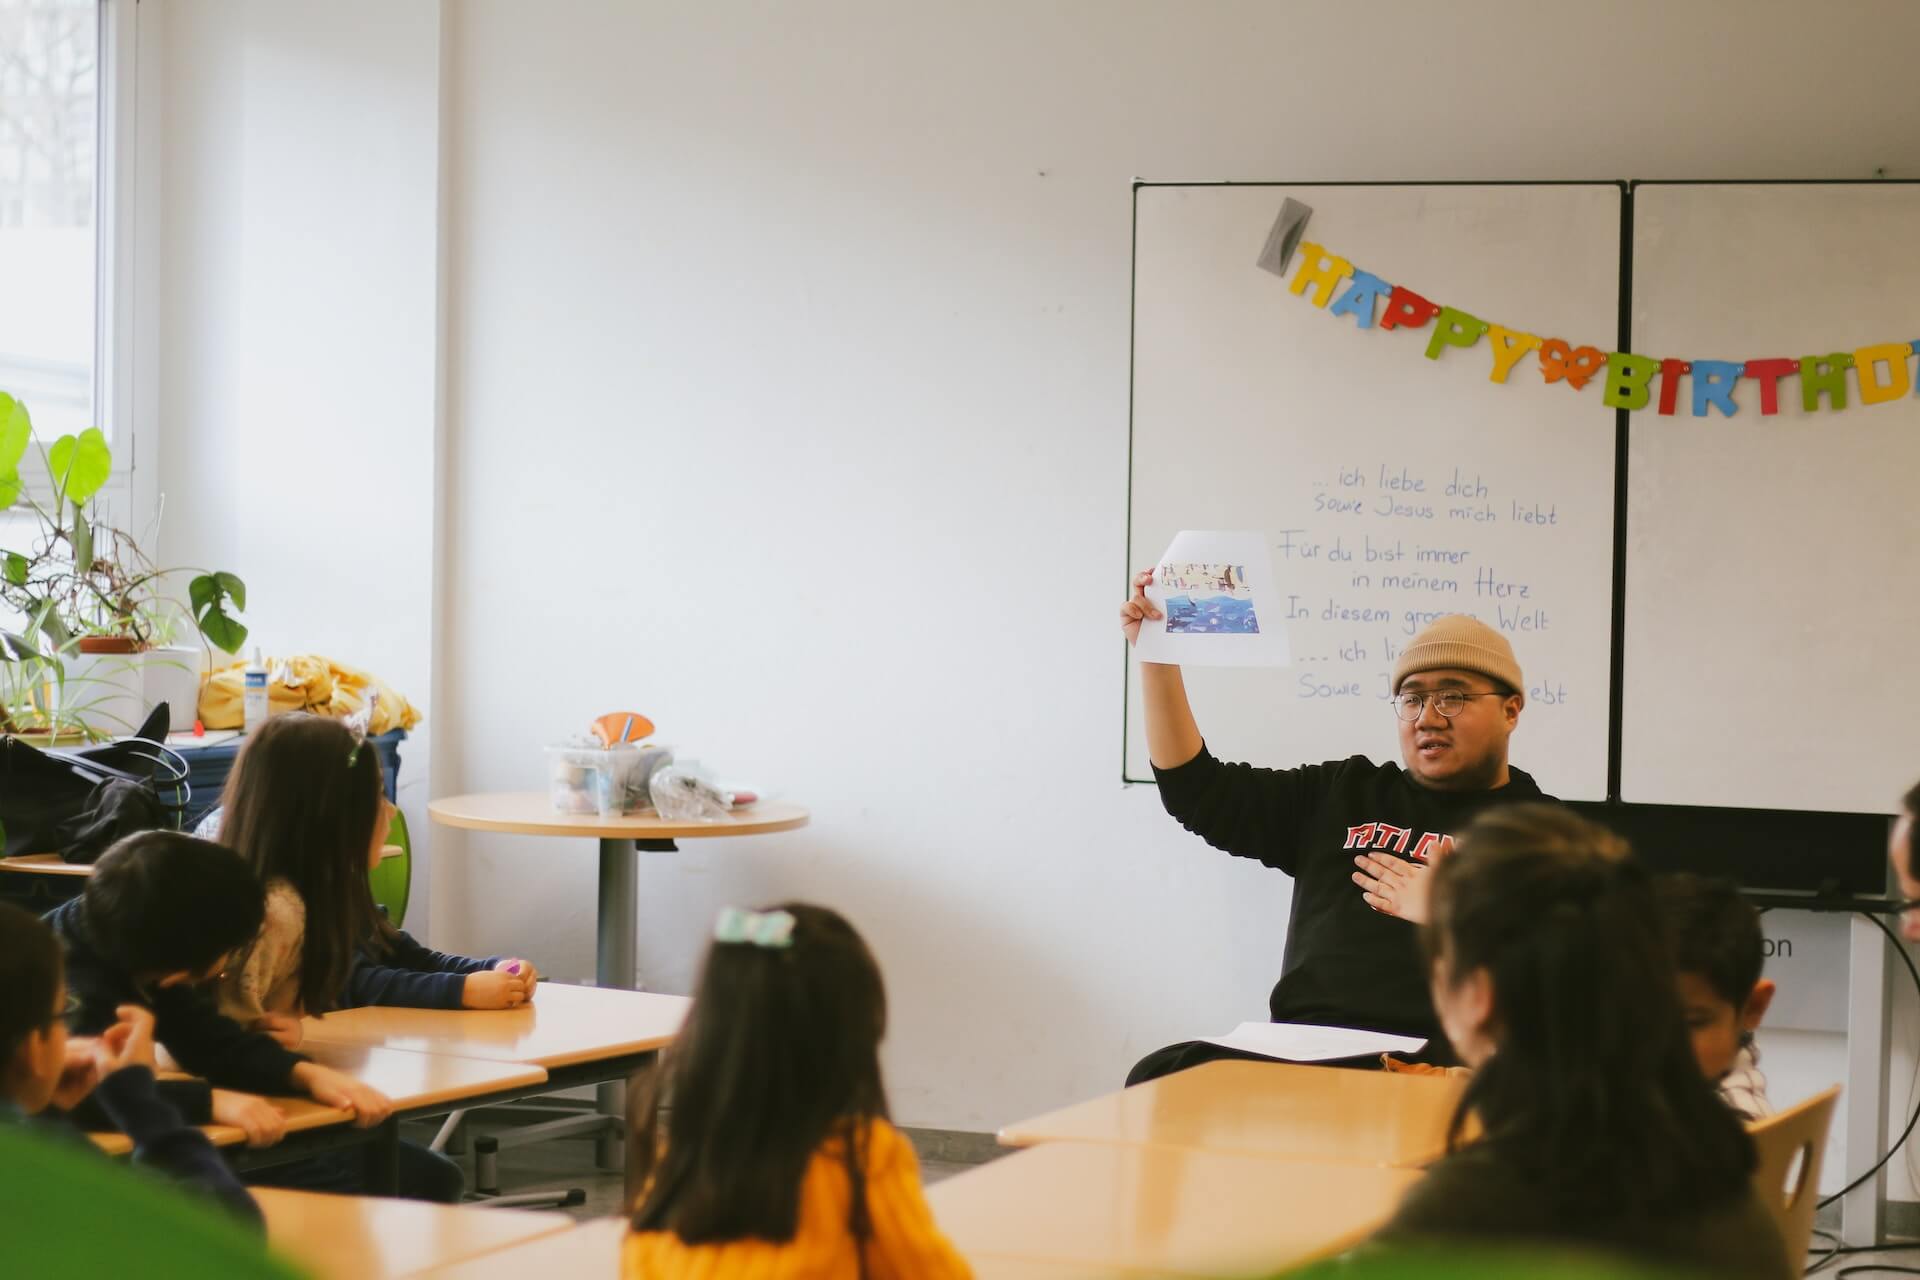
left=1747, top=1084, right=1841, bottom=1263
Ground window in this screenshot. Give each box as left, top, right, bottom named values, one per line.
left=0, top=0, right=99, bottom=444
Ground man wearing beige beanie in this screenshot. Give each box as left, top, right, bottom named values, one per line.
left=1120, top=572, right=1551, bottom=1083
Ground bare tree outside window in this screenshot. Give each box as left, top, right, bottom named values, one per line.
left=0, top=0, right=97, bottom=442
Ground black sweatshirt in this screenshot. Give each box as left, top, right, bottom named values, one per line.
left=1153, top=746, right=1551, bottom=1047
left=4, top=1067, right=263, bottom=1229
left=45, top=899, right=308, bottom=1095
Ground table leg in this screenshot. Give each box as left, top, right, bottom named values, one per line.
left=591, top=838, right=675, bottom=1170
left=596, top=837, right=639, bottom=991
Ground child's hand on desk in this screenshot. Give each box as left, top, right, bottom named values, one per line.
left=211, top=1089, right=288, bottom=1147
left=91, top=1005, right=158, bottom=1077
left=496, top=958, right=539, bottom=994
left=51, top=1036, right=102, bottom=1110
left=290, top=1063, right=395, bottom=1128
left=463, top=968, right=532, bottom=1010
left=251, top=1013, right=305, bottom=1051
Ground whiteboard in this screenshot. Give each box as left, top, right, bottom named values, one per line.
left=1622, top=182, right=1920, bottom=813
left=1126, top=184, right=1620, bottom=799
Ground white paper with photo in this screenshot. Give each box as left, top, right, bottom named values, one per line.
left=1132, top=530, right=1289, bottom=668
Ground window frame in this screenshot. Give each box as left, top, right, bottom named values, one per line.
left=8, top=0, right=140, bottom=513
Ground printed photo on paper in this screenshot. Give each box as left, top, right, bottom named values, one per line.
left=1160, top=562, right=1260, bottom=634
left=1132, top=530, right=1289, bottom=668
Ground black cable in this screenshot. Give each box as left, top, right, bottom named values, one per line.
left=1811, top=1238, right=1920, bottom=1278
left=1808, top=1228, right=1844, bottom=1275
left=1816, top=912, right=1920, bottom=1210
left=1833, top=1267, right=1920, bottom=1278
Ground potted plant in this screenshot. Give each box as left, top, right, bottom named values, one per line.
left=0, top=391, right=249, bottom=740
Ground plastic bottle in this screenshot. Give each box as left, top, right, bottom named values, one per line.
left=243, top=648, right=269, bottom=734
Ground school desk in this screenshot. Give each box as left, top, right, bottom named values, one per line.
left=928, top=1142, right=1421, bottom=1277
left=996, top=1058, right=1466, bottom=1168
left=300, top=982, right=688, bottom=1169
left=412, top=1215, right=626, bottom=1278
left=91, top=1044, right=550, bottom=1194
left=255, top=1186, right=573, bottom=1280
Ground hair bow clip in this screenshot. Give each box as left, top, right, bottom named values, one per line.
left=713, top=906, right=795, bottom=949
left=344, top=692, right=379, bottom=767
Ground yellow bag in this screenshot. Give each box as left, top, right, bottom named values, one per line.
left=199, top=655, right=421, bottom=735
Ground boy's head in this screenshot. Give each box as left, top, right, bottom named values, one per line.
left=1654, top=872, right=1775, bottom=1083
left=83, top=832, right=265, bottom=987
left=0, top=902, right=68, bottom=1113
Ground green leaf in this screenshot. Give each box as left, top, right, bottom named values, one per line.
left=0, top=392, right=28, bottom=509
left=3, top=551, right=24, bottom=586
left=47, top=427, right=112, bottom=507
left=214, top=571, right=246, bottom=613
left=71, top=507, right=92, bottom=574
left=189, top=571, right=248, bottom=653
left=199, top=611, right=248, bottom=654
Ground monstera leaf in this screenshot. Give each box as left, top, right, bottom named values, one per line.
left=189, top=571, right=248, bottom=653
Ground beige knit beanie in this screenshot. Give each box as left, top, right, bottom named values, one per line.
left=1391, top=615, right=1524, bottom=696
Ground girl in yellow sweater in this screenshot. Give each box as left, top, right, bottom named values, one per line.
left=625, top=903, right=972, bottom=1279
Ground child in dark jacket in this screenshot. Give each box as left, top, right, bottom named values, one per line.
left=0, top=900, right=260, bottom=1226
left=46, top=832, right=390, bottom=1121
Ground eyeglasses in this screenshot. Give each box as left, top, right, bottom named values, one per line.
left=1392, top=690, right=1507, bottom=722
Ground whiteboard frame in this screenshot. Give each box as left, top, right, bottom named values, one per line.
left=1119, top=177, right=1899, bottom=896
left=1121, top=178, right=1627, bottom=790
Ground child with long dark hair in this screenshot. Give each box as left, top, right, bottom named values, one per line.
left=1370, top=805, right=1792, bottom=1278
left=216, top=713, right=538, bottom=1037
left=215, top=713, right=540, bottom=1202
left=625, top=903, right=971, bottom=1279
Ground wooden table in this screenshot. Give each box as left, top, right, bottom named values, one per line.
left=426, top=794, right=807, bottom=994
left=997, top=1059, right=1466, bottom=1168
left=413, top=1216, right=626, bottom=1277
left=256, top=1187, right=573, bottom=1279
left=91, top=1045, right=549, bottom=1191
left=1, top=847, right=406, bottom=876
left=0, top=853, right=92, bottom=877
left=428, top=794, right=802, bottom=1158
left=302, top=983, right=687, bottom=1071
left=930, top=1143, right=1421, bottom=1278
left=303, top=983, right=685, bottom=1175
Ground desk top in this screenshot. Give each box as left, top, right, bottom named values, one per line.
left=997, top=1059, right=1466, bottom=1168
left=303, top=982, right=688, bottom=1070
left=930, top=1142, right=1420, bottom=1277
left=0, top=846, right=403, bottom=877
left=256, top=1187, right=573, bottom=1280
left=429, top=792, right=809, bottom=840
left=298, top=1041, right=550, bottom=1109
left=0, top=854, right=91, bottom=877
left=413, top=1215, right=627, bottom=1277
left=90, top=1045, right=545, bottom=1154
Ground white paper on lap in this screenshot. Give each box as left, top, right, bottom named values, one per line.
left=1200, top=1021, right=1428, bottom=1063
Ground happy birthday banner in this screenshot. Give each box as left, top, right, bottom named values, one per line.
left=1279, top=240, right=1919, bottom=418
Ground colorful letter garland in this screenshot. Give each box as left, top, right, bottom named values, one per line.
left=1282, top=241, right=1920, bottom=419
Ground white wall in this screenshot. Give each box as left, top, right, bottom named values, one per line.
left=436, top=0, right=1920, bottom=1136
left=148, top=0, right=1920, bottom=1177
left=148, top=0, right=444, bottom=927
